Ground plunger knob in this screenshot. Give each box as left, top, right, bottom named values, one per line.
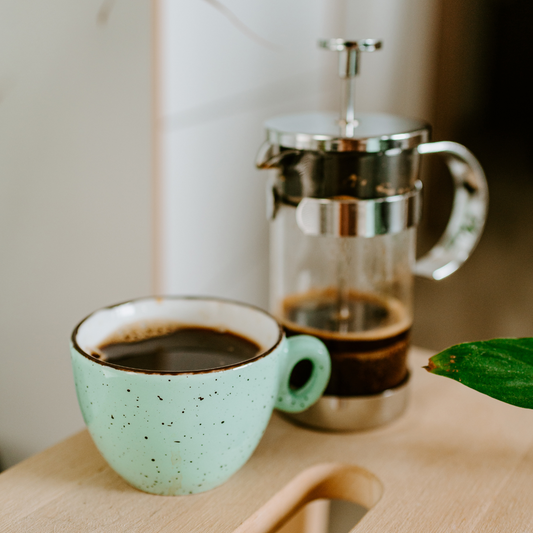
left=318, top=38, right=382, bottom=134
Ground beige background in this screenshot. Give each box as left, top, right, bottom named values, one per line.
left=0, top=0, right=153, bottom=469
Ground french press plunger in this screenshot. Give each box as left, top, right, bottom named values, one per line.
left=256, top=39, right=488, bottom=431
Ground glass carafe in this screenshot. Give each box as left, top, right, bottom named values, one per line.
left=257, top=39, right=488, bottom=431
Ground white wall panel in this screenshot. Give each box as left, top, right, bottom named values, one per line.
left=163, top=92, right=323, bottom=303
left=161, top=0, right=345, bottom=116
left=159, top=0, right=345, bottom=305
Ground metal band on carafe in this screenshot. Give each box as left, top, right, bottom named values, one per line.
left=293, top=181, right=422, bottom=238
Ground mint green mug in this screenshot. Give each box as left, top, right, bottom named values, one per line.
left=71, top=296, right=330, bottom=495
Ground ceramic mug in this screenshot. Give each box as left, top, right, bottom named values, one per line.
left=70, top=296, right=331, bottom=495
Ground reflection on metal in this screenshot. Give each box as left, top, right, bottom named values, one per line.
left=284, top=373, right=410, bottom=432
left=261, top=112, right=429, bottom=153
left=296, top=182, right=422, bottom=238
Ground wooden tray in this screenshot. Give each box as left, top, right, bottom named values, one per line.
left=2, top=347, right=533, bottom=532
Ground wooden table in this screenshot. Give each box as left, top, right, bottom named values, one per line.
left=2, top=347, right=533, bottom=532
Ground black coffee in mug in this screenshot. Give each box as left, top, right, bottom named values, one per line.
left=93, top=323, right=261, bottom=372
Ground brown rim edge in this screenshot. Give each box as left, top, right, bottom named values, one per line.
left=71, top=295, right=284, bottom=376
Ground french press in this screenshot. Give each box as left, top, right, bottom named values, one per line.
left=256, top=39, right=488, bottom=431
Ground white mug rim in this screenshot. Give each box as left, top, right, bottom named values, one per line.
left=71, top=295, right=284, bottom=375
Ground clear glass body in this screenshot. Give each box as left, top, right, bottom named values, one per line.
left=270, top=204, right=415, bottom=396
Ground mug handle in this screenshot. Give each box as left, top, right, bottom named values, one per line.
left=415, top=141, right=489, bottom=280
left=275, top=335, right=331, bottom=414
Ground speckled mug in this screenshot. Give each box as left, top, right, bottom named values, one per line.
left=71, top=296, right=330, bottom=495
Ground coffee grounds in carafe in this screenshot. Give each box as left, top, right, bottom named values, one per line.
left=281, top=289, right=411, bottom=396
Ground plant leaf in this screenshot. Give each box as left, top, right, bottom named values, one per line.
left=425, top=338, right=533, bottom=409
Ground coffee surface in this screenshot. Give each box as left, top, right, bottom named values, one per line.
left=94, top=325, right=261, bottom=372
left=281, top=290, right=411, bottom=396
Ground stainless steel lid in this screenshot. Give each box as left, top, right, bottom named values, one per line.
left=256, top=39, right=432, bottom=201
left=263, top=39, right=429, bottom=154
left=264, top=112, right=429, bottom=153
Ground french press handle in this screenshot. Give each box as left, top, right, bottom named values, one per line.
left=414, top=141, right=488, bottom=280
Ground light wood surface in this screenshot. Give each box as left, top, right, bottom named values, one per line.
left=2, top=347, right=533, bottom=532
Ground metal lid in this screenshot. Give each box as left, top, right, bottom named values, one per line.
left=264, top=112, right=429, bottom=153
left=262, top=39, right=430, bottom=153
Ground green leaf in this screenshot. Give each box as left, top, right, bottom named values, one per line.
left=425, top=338, right=533, bottom=409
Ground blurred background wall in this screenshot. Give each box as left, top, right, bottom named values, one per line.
left=413, top=0, right=533, bottom=350
left=1, top=0, right=531, bottom=470
left=0, top=0, right=153, bottom=469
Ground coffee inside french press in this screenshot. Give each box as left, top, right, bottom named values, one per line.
left=257, top=39, right=488, bottom=430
